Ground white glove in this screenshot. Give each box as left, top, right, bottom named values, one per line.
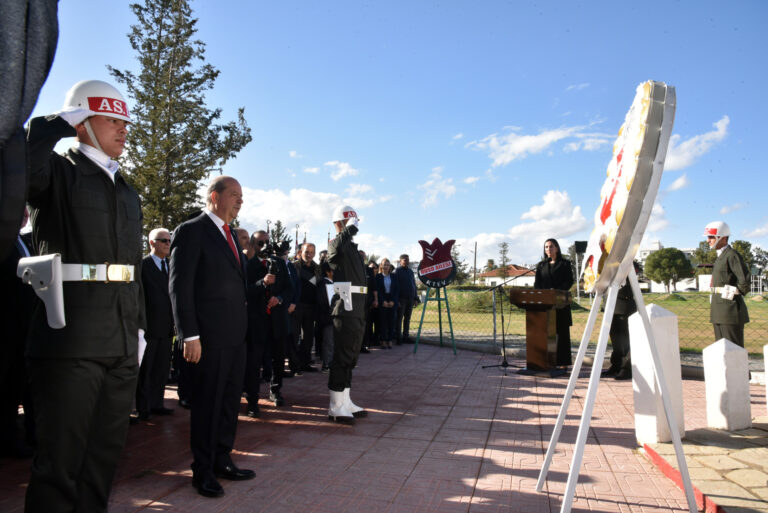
left=347, top=216, right=359, bottom=228
left=721, top=284, right=738, bottom=300
left=55, top=107, right=94, bottom=127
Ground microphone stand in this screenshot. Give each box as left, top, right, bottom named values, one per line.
left=482, top=275, right=524, bottom=373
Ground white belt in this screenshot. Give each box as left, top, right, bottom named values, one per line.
left=61, top=263, right=136, bottom=282
left=351, top=286, right=367, bottom=294
left=711, top=286, right=740, bottom=295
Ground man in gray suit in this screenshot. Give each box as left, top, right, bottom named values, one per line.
left=705, top=221, right=750, bottom=347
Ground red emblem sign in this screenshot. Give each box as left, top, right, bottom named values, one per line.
left=417, top=237, right=457, bottom=288
left=87, top=96, right=130, bottom=118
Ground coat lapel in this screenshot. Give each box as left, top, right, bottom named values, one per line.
left=201, top=214, right=243, bottom=276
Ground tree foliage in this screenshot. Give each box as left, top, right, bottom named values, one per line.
left=644, top=247, right=694, bottom=292
left=731, top=240, right=754, bottom=270
left=451, top=244, right=470, bottom=284
left=498, top=242, right=509, bottom=279
left=753, top=246, right=768, bottom=278
left=109, top=0, right=252, bottom=233
left=484, top=259, right=497, bottom=272
left=268, top=220, right=293, bottom=248
left=690, top=240, right=716, bottom=275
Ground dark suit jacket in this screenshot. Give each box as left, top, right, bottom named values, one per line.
left=246, top=254, right=294, bottom=339
left=141, top=254, right=174, bottom=339
left=375, top=273, right=400, bottom=308
left=169, top=213, right=247, bottom=349
left=534, top=257, right=574, bottom=326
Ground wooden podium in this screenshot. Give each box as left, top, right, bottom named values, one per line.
left=508, top=287, right=570, bottom=372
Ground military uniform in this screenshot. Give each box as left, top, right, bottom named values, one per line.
left=24, top=115, right=144, bottom=513
left=327, top=224, right=367, bottom=392
left=710, top=245, right=750, bottom=347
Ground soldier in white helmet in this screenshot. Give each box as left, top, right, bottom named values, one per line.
left=326, top=205, right=368, bottom=424
left=23, top=80, right=144, bottom=512
left=704, top=221, right=750, bottom=347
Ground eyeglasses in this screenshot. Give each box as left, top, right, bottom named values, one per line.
left=255, top=240, right=267, bottom=246
left=154, top=238, right=171, bottom=243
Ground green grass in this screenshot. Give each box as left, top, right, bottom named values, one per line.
left=413, top=289, right=768, bottom=354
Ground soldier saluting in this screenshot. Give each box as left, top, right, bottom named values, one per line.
left=22, top=80, right=144, bottom=513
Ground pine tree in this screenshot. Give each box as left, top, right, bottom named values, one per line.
left=498, top=242, right=509, bottom=279
left=450, top=244, right=470, bottom=284
left=109, top=0, right=252, bottom=232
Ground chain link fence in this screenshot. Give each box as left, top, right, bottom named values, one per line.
left=412, top=286, right=768, bottom=362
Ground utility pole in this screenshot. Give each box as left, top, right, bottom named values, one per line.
left=473, top=241, right=478, bottom=285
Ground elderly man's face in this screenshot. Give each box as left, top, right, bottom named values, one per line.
left=150, top=230, right=171, bottom=258
left=211, top=179, right=243, bottom=224
left=301, top=244, right=316, bottom=263
left=235, top=228, right=250, bottom=251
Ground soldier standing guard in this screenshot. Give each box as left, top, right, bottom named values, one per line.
left=705, top=221, right=750, bottom=347
left=326, top=205, right=369, bottom=424
left=21, top=80, right=144, bottom=513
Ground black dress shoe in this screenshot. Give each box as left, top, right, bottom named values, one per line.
left=614, top=370, right=632, bottom=381
left=301, top=365, right=319, bottom=372
left=601, top=367, right=618, bottom=378
left=137, top=411, right=152, bottom=421
left=328, top=414, right=355, bottom=425
left=214, top=464, right=255, bottom=481
left=360, top=347, right=370, bottom=354
left=192, top=473, right=224, bottom=497
left=129, top=415, right=140, bottom=425
left=269, top=391, right=285, bottom=407
left=246, top=403, right=260, bottom=418
left=178, top=399, right=191, bottom=409
left=151, top=407, right=174, bottom=415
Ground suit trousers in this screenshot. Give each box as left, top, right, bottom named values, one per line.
left=396, top=296, right=414, bottom=342
left=293, top=303, right=316, bottom=367
left=609, top=314, right=631, bottom=372
left=713, top=323, right=745, bottom=348
left=136, top=334, right=172, bottom=414
left=171, top=338, right=191, bottom=403
left=189, top=342, right=246, bottom=475
left=25, top=355, right=137, bottom=513
left=328, top=316, right=364, bottom=392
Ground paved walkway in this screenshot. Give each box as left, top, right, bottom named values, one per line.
left=0, top=342, right=764, bottom=512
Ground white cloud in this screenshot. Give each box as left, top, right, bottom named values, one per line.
left=452, top=133, right=464, bottom=140
left=564, top=132, right=614, bottom=152
left=745, top=222, right=768, bottom=239
left=566, top=83, right=590, bottom=91
left=354, top=233, right=400, bottom=262
left=324, top=160, right=360, bottom=181
left=646, top=202, right=669, bottom=233
left=463, top=176, right=480, bottom=185
left=345, top=183, right=373, bottom=196
left=303, top=167, right=319, bottom=174
left=466, top=126, right=583, bottom=167
left=456, top=190, right=588, bottom=266
left=666, top=174, right=690, bottom=192
left=665, top=116, right=729, bottom=171
left=720, top=203, right=745, bottom=215
left=289, top=150, right=302, bottom=158
left=417, top=167, right=456, bottom=207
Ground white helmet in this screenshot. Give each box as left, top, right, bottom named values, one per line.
left=332, top=205, right=358, bottom=223
left=703, top=221, right=730, bottom=239
left=62, top=80, right=131, bottom=123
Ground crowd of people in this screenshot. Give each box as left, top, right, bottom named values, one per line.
left=1, top=77, right=752, bottom=511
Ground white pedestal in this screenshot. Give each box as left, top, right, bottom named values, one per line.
left=629, top=304, right=685, bottom=444
left=764, top=344, right=768, bottom=416
left=703, top=339, right=751, bottom=430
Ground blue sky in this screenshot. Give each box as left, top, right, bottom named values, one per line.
left=31, top=0, right=768, bottom=268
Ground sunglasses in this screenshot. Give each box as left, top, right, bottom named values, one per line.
left=154, top=238, right=171, bottom=243
left=255, top=240, right=267, bottom=246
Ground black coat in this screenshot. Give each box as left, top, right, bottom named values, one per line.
left=141, top=255, right=174, bottom=339
left=169, top=213, right=247, bottom=349
left=25, top=115, right=145, bottom=358
left=246, top=254, right=294, bottom=339
left=534, top=257, right=574, bottom=326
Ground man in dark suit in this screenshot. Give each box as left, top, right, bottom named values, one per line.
left=0, top=206, right=36, bottom=458
left=243, top=230, right=270, bottom=417
left=136, top=227, right=175, bottom=421
left=169, top=176, right=254, bottom=498
left=705, top=221, right=750, bottom=347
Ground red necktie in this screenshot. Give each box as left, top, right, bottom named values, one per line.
left=222, top=224, right=240, bottom=264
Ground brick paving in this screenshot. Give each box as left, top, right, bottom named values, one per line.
left=1, top=342, right=763, bottom=512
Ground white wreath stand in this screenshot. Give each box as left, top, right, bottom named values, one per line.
left=535, top=266, right=697, bottom=513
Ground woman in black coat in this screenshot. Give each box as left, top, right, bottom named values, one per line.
left=533, top=238, right=574, bottom=367
left=374, top=258, right=399, bottom=349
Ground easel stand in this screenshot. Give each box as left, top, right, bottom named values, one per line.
left=482, top=284, right=515, bottom=374
left=535, top=268, right=697, bottom=513
left=414, top=286, right=456, bottom=355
